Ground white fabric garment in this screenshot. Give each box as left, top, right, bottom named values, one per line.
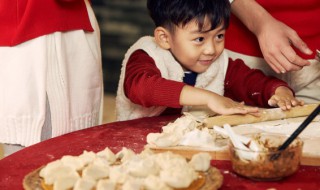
left=116, top=36, right=229, bottom=121
left=0, top=0, right=103, bottom=147
left=226, top=49, right=320, bottom=103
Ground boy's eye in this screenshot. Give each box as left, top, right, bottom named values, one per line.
left=194, top=37, right=205, bottom=43
left=217, top=34, right=224, bottom=40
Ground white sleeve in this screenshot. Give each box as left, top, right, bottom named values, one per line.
left=229, top=0, right=234, bottom=4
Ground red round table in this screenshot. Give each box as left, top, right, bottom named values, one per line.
left=0, top=115, right=319, bottom=190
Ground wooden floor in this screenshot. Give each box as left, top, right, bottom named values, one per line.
left=102, top=93, right=117, bottom=124
left=0, top=145, right=3, bottom=159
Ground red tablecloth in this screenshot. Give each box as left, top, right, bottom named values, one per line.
left=0, top=115, right=319, bottom=190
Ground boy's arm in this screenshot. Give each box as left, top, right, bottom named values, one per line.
left=124, top=50, right=184, bottom=108
left=224, top=58, right=303, bottom=109
left=125, top=50, right=258, bottom=115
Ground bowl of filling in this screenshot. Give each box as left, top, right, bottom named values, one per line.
left=228, top=132, right=303, bottom=181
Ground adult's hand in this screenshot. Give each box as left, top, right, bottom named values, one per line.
left=256, top=17, right=312, bottom=73
left=316, top=50, right=320, bottom=62
left=230, top=0, right=313, bottom=73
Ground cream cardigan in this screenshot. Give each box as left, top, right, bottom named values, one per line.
left=0, top=0, right=103, bottom=146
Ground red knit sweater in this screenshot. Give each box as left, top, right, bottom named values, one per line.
left=0, top=0, right=93, bottom=46
left=124, top=50, right=291, bottom=115
left=225, top=0, right=320, bottom=59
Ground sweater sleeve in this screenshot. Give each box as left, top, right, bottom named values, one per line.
left=224, top=58, right=293, bottom=107
left=124, top=50, right=185, bottom=108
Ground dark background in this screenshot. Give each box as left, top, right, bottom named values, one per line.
left=92, top=0, right=154, bottom=94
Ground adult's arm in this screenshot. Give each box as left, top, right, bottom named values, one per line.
left=230, top=0, right=312, bottom=73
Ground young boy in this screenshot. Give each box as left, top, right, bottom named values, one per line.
left=116, top=0, right=303, bottom=121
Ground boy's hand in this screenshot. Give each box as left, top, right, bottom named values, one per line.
left=207, top=96, right=260, bottom=116
left=180, top=85, right=260, bottom=116
left=268, top=86, right=304, bottom=110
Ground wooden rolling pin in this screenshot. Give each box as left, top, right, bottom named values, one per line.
left=204, top=103, right=319, bottom=127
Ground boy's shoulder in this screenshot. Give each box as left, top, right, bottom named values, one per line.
left=227, top=58, right=251, bottom=70
left=130, top=49, right=153, bottom=61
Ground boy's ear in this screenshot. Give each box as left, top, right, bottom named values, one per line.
left=154, top=27, right=171, bottom=50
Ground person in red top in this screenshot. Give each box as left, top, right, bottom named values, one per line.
left=0, top=0, right=103, bottom=157
left=226, top=0, right=320, bottom=103
left=115, top=0, right=303, bottom=121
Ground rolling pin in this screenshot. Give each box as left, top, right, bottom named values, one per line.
left=204, top=103, right=319, bottom=127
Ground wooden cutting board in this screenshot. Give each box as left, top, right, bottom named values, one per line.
left=204, top=104, right=319, bottom=127
left=148, top=104, right=320, bottom=166
left=147, top=143, right=320, bottom=166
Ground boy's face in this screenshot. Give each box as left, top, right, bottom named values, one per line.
left=168, top=18, right=226, bottom=73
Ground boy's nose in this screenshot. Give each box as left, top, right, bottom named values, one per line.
left=203, top=43, right=215, bottom=55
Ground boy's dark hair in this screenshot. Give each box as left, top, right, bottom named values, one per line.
left=147, top=0, right=230, bottom=32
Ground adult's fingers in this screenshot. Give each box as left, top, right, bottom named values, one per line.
left=281, top=45, right=310, bottom=69
left=316, top=49, right=320, bottom=61
left=277, top=49, right=302, bottom=71
left=264, top=54, right=286, bottom=73
left=289, top=31, right=313, bottom=55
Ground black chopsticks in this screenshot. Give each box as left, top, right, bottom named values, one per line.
left=271, top=104, right=320, bottom=160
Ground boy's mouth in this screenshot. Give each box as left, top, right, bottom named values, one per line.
left=198, top=59, right=214, bottom=65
